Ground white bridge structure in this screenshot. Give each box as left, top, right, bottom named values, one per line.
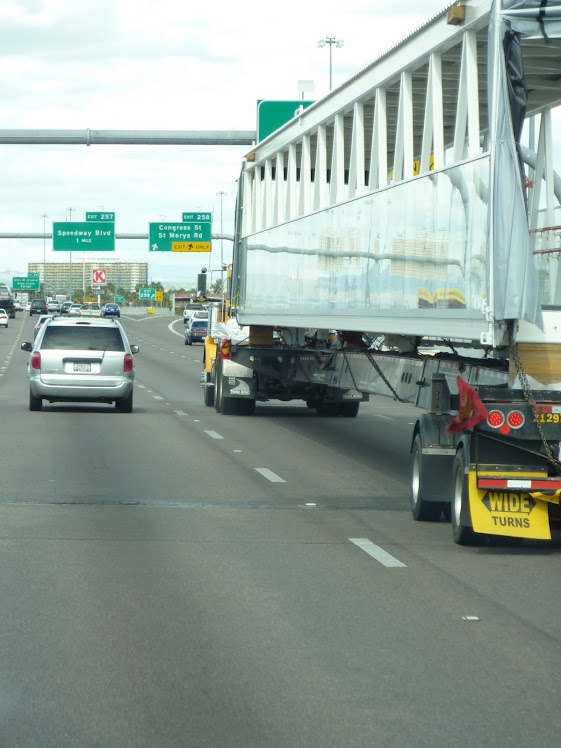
left=238, top=0, right=561, bottom=350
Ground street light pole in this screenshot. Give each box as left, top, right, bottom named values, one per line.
left=216, top=190, right=226, bottom=311
left=317, top=36, right=344, bottom=91
left=67, top=207, right=75, bottom=299
left=41, top=213, right=48, bottom=297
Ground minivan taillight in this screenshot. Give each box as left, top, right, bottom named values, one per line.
left=123, top=353, right=133, bottom=372
left=30, top=352, right=41, bottom=370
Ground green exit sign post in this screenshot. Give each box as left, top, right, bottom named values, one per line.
left=139, top=288, right=155, bottom=300
left=86, top=212, right=115, bottom=221
left=53, top=222, right=115, bottom=251
left=114, top=295, right=125, bottom=303
left=149, top=220, right=211, bottom=253
left=13, top=276, right=40, bottom=290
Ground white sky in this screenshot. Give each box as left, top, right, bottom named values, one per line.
left=0, top=0, right=449, bottom=289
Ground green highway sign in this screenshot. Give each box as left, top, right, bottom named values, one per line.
left=257, top=100, right=315, bottom=142
left=53, top=222, right=115, bottom=251
left=149, top=221, right=211, bottom=253
left=182, top=212, right=212, bottom=223
left=139, top=288, right=155, bottom=300
left=114, top=295, right=125, bottom=303
left=13, top=276, right=40, bottom=290
left=86, top=212, right=115, bottom=221
left=28, top=272, right=40, bottom=279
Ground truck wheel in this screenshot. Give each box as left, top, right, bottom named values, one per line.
left=451, top=449, right=480, bottom=545
left=237, top=399, right=255, bottom=416
left=316, top=402, right=339, bottom=416
left=340, top=401, right=360, bottom=417
left=214, top=367, right=223, bottom=412
left=29, top=389, right=42, bottom=411
left=410, top=435, right=445, bottom=521
left=203, top=373, right=215, bottom=407
left=221, top=396, right=238, bottom=415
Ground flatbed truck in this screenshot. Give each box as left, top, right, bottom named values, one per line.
left=203, top=0, right=561, bottom=544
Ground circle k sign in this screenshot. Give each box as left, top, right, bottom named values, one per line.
left=92, top=269, right=107, bottom=285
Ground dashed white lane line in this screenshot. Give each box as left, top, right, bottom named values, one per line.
left=204, top=430, right=224, bottom=439
left=373, top=414, right=394, bottom=421
left=173, top=410, right=187, bottom=416
left=349, top=538, right=406, bottom=568
left=137, top=384, right=146, bottom=389
left=255, top=468, right=286, bottom=483
left=152, top=395, right=164, bottom=400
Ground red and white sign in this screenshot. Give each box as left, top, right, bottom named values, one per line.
left=92, top=268, right=107, bottom=285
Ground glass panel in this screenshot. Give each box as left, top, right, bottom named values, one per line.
left=41, top=327, right=125, bottom=351
left=242, top=156, right=489, bottom=321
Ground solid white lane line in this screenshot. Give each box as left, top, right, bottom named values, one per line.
left=349, top=538, right=407, bottom=568
left=173, top=410, right=187, bottom=416
left=255, top=468, right=286, bottom=483
left=204, top=430, right=224, bottom=439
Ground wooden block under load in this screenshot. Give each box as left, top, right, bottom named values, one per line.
left=510, top=343, right=561, bottom=386
left=249, top=325, right=274, bottom=346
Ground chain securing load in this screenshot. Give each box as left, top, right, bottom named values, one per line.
left=508, top=327, right=561, bottom=470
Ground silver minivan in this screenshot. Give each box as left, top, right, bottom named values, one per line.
left=21, top=317, right=139, bottom=412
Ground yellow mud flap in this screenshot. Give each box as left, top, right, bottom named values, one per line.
left=468, top=469, right=555, bottom=540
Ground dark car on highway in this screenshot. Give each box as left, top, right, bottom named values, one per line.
left=102, top=303, right=121, bottom=318
left=185, top=319, right=208, bottom=345
left=29, top=299, right=48, bottom=316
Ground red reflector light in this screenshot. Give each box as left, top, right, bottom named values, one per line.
left=487, top=410, right=504, bottom=428
left=219, top=339, right=232, bottom=360
left=123, top=353, right=133, bottom=372
left=507, top=410, right=525, bottom=429
left=30, top=352, right=41, bottom=370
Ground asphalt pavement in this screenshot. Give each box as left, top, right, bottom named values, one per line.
left=0, top=312, right=559, bottom=747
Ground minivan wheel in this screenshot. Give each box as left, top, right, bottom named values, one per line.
left=29, top=389, right=42, bottom=411
left=116, top=391, right=133, bottom=413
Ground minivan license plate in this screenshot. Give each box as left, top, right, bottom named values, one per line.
left=74, top=362, right=91, bottom=372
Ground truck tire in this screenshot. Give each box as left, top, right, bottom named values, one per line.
left=203, top=373, right=214, bottom=407
left=410, top=435, right=445, bottom=521
left=214, top=366, right=223, bottom=413
left=340, top=401, right=360, bottom=417
left=29, top=389, right=42, bottom=411
left=316, top=402, right=340, bottom=416
left=237, top=399, right=255, bottom=416
left=221, top=395, right=238, bottom=415
left=451, top=449, right=480, bottom=545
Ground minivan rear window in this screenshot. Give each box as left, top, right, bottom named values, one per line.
left=40, top=326, right=125, bottom=351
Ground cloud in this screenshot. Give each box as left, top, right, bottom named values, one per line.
left=0, top=0, right=449, bottom=287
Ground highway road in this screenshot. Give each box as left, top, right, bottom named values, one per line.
left=0, top=311, right=560, bottom=747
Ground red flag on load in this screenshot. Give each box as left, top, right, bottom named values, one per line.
left=445, top=376, right=489, bottom=434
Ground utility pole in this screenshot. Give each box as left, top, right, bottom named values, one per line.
left=41, top=213, right=49, bottom=297
left=217, top=190, right=226, bottom=312
left=67, top=207, right=75, bottom=299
